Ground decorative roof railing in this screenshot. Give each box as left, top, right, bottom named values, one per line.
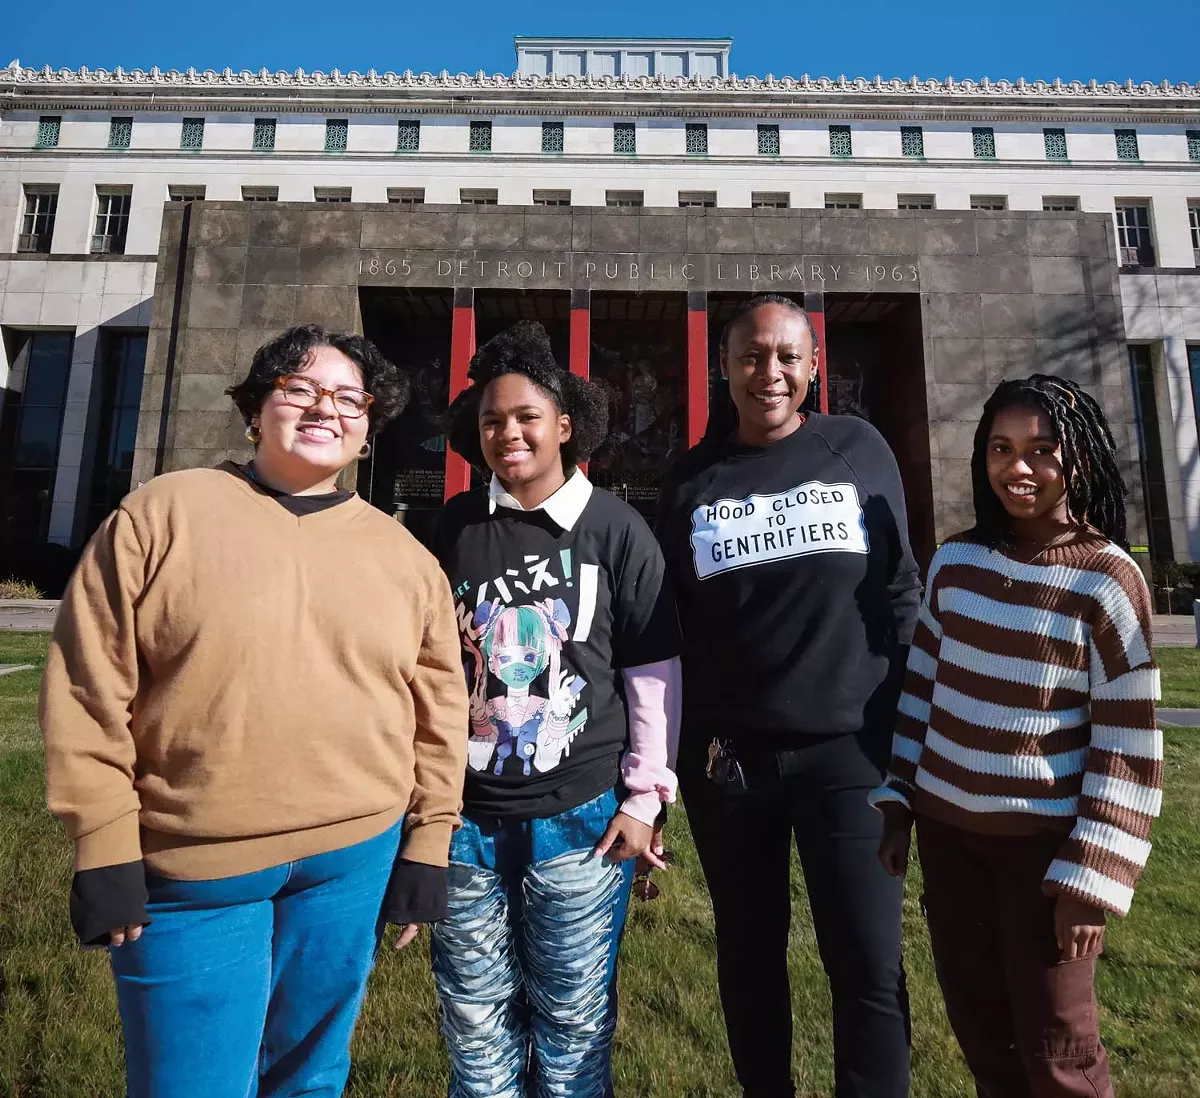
left=3, top=61, right=1199, bottom=100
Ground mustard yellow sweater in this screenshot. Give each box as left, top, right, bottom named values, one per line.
left=40, top=464, right=469, bottom=880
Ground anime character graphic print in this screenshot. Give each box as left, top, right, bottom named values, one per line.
left=462, top=597, right=590, bottom=776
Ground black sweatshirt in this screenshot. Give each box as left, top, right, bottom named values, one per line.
left=656, top=414, right=921, bottom=744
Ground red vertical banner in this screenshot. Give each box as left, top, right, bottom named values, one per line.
left=444, top=287, right=475, bottom=502
left=804, top=291, right=828, bottom=415
left=569, top=289, right=591, bottom=474
left=569, top=288, right=590, bottom=380
left=686, top=291, right=709, bottom=447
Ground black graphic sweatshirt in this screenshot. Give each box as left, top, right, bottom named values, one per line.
left=656, top=413, right=922, bottom=744
left=434, top=474, right=681, bottom=820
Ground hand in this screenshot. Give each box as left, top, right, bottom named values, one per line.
left=548, top=667, right=583, bottom=719
left=876, top=804, right=913, bottom=878
left=634, top=822, right=667, bottom=877
left=594, top=812, right=669, bottom=869
left=877, top=825, right=912, bottom=878
left=393, top=924, right=423, bottom=951
left=108, top=924, right=144, bottom=947
left=1054, top=894, right=1106, bottom=961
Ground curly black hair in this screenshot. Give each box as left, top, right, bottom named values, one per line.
left=444, top=320, right=608, bottom=472
left=967, top=374, right=1127, bottom=548
left=705, top=294, right=820, bottom=440
left=226, top=325, right=409, bottom=437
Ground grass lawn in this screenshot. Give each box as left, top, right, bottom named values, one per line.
left=2, top=634, right=1199, bottom=1097
left=1157, top=647, right=1200, bottom=708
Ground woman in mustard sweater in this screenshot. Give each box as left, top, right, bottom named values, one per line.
left=39, top=325, right=469, bottom=1098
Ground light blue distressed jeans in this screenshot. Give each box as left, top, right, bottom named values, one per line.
left=430, top=788, right=635, bottom=1098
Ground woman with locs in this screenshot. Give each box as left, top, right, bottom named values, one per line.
left=409, top=319, right=681, bottom=1098
left=39, top=325, right=469, bottom=1098
left=656, top=293, right=920, bottom=1098
left=873, top=376, right=1161, bottom=1097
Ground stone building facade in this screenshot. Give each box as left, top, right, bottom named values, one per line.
left=138, top=200, right=1138, bottom=566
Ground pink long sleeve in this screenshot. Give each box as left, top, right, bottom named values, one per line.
left=618, top=658, right=681, bottom=826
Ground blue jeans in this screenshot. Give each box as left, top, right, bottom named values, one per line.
left=430, top=789, right=635, bottom=1098
left=109, top=821, right=402, bottom=1098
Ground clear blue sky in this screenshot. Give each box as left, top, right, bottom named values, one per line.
left=5, top=0, right=1197, bottom=85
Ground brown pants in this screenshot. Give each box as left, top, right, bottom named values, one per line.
left=915, top=816, right=1114, bottom=1098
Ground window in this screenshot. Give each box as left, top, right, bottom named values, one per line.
left=92, top=189, right=131, bottom=254
left=605, top=190, right=643, bottom=208
left=678, top=191, right=716, bottom=208
left=1115, top=202, right=1155, bottom=266
left=970, top=195, right=1008, bottom=211
left=35, top=116, right=60, bottom=149
left=324, top=119, right=348, bottom=153
left=897, top=194, right=935, bottom=210
left=313, top=187, right=351, bottom=203
left=686, top=123, right=708, bottom=155
left=1128, top=344, right=1174, bottom=560
left=532, top=189, right=570, bottom=206
left=108, top=117, right=132, bottom=149
left=825, top=193, right=861, bottom=209
left=253, top=118, right=276, bottom=151
left=1189, top=131, right=1200, bottom=164
left=751, top=192, right=789, bottom=209
left=1187, top=202, right=1199, bottom=264
left=1044, top=128, right=1068, bottom=161
left=181, top=117, right=205, bottom=150
left=387, top=187, right=424, bottom=204
left=1190, top=346, right=1200, bottom=442
left=613, top=122, right=636, bottom=155
left=972, top=127, right=996, bottom=160
left=469, top=121, right=492, bottom=153
left=85, top=332, right=146, bottom=541
left=1115, top=129, right=1140, bottom=161
left=397, top=120, right=420, bottom=152
left=460, top=188, right=498, bottom=205
left=241, top=186, right=279, bottom=202
left=0, top=331, right=74, bottom=544
left=758, top=124, right=780, bottom=156
left=18, top=186, right=57, bottom=252
left=542, top=121, right=564, bottom=153
left=900, top=126, right=924, bottom=158
left=168, top=185, right=206, bottom=202
left=829, top=125, right=852, bottom=158
left=1042, top=196, right=1079, bottom=212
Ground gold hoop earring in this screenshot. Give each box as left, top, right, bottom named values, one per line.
left=358, top=442, right=372, bottom=460
left=245, top=423, right=261, bottom=444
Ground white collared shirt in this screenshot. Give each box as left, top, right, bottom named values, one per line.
left=487, top=470, right=594, bottom=532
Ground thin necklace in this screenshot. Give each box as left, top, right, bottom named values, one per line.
left=1000, top=531, right=1076, bottom=588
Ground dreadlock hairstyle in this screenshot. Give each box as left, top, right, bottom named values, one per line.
left=704, top=294, right=821, bottom=441
left=968, top=374, right=1127, bottom=548
left=444, top=319, right=608, bottom=473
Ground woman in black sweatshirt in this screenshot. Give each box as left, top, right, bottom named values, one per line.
left=656, top=294, right=921, bottom=1098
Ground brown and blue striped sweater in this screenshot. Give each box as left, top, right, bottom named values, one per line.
left=870, top=532, right=1161, bottom=916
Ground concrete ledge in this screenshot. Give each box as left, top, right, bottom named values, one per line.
left=0, top=600, right=61, bottom=632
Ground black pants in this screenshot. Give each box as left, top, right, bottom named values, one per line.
left=679, top=730, right=911, bottom=1098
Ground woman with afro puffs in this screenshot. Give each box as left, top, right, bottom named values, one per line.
left=403, top=319, right=682, bottom=1097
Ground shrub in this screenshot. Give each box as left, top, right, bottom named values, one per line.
left=0, top=577, right=44, bottom=599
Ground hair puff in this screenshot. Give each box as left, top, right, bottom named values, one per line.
left=444, top=320, right=608, bottom=472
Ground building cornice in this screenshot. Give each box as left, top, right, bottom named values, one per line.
left=3, top=62, right=1199, bottom=108
left=4, top=147, right=1199, bottom=174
